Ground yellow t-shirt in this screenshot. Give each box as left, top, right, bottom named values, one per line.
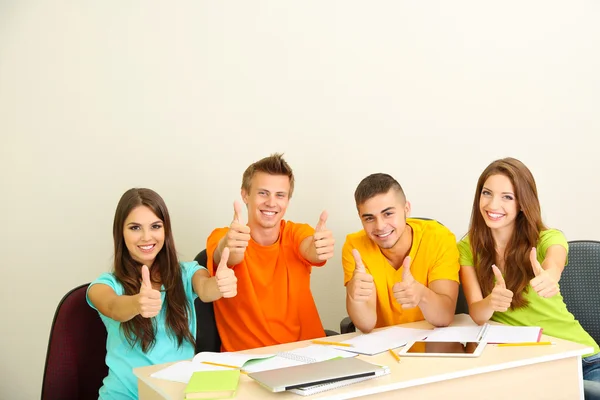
left=342, top=218, right=460, bottom=328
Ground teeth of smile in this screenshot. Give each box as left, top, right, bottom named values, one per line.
left=262, top=211, right=275, bottom=216
left=488, top=212, right=504, bottom=218
left=140, top=245, right=154, bottom=250
left=377, top=232, right=392, bottom=238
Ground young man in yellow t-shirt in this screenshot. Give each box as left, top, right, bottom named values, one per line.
left=342, top=173, right=460, bottom=332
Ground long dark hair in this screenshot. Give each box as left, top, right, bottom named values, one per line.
left=113, top=188, right=195, bottom=352
left=468, top=158, right=546, bottom=309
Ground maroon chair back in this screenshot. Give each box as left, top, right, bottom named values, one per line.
left=41, top=283, right=108, bottom=400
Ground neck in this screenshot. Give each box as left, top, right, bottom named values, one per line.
left=381, top=224, right=413, bottom=269
left=490, top=225, right=514, bottom=252
left=248, top=220, right=281, bottom=246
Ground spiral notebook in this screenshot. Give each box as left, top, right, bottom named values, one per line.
left=242, top=345, right=356, bottom=373
left=289, top=365, right=391, bottom=396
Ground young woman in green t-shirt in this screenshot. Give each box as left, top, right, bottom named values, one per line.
left=457, top=157, right=599, bottom=398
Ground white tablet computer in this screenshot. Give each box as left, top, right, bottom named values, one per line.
left=398, top=341, right=486, bottom=358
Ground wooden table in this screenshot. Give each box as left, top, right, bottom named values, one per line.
left=134, top=315, right=590, bottom=399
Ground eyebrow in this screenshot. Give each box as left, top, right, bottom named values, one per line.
left=361, top=207, right=396, bottom=218
left=127, top=220, right=163, bottom=226
left=257, top=188, right=288, bottom=195
left=482, top=186, right=515, bottom=195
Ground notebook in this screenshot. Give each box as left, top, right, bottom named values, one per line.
left=184, top=369, right=240, bottom=399
left=333, top=326, right=432, bottom=355
left=248, top=357, right=388, bottom=393
left=423, top=324, right=543, bottom=343
left=289, top=365, right=391, bottom=396
left=242, top=345, right=356, bottom=373
left=151, top=351, right=275, bottom=383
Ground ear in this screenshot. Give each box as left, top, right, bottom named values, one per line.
left=241, top=189, right=249, bottom=205
left=404, top=200, right=411, bottom=217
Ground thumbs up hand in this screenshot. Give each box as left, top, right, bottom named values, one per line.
left=392, top=257, right=425, bottom=309
left=215, top=248, right=237, bottom=298
left=137, top=265, right=162, bottom=318
left=529, top=247, right=559, bottom=298
left=489, top=264, right=513, bottom=312
left=225, top=201, right=251, bottom=255
left=347, top=249, right=375, bottom=302
left=313, top=210, right=335, bottom=261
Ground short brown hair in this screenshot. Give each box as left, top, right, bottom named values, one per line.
left=241, top=153, right=295, bottom=197
left=354, top=173, right=406, bottom=207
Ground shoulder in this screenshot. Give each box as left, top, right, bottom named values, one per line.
left=180, top=261, right=205, bottom=279
left=282, top=220, right=314, bottom=240
left=208, top=227, right=229, bottom=239
left=539, top=228, right=567, bottom=242
left=343, top=229, right=370, bottom=248
left=90, top=272, right=123, bottom=293
left=409, top=218, right=457, bottom=242
left=538, top=229, right=568, bottom=251
left=456, top=235, right=474, bottom=261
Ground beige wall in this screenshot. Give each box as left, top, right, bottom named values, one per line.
left=1, top=1, right=599, bottom=398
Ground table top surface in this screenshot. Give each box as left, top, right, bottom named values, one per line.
left=134, top=314, right=592, bottom=400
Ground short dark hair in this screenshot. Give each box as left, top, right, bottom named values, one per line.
left=241, top=153, right=295, bottom=197
left=354, top=173, right=406, bottom=207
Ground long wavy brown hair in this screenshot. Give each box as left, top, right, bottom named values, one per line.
left=113, top=188, right=195, bottom=352
left=468, top=158, right=546, bottom=309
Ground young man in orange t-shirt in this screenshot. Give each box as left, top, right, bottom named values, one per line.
left=205, top=153, right=335, bottom=352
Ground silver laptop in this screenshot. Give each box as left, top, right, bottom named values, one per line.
left=247, top=357, right=385, bottom=392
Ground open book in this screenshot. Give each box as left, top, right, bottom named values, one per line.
left=151, top=351, right=275, bottom=383
left=151, top=345, right=355, bottom=383
left=423, top=324, right=542, bottom=343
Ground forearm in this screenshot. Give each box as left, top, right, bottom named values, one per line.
left=216, top=237, right=244, bottom=267
left=466, top=296, right=494, bottom=325
left=418, top=287, right=455, bottom=327
left=346, top=295, right=377, bottom=333
left=542, top=260, right=564, bottom=283
left=196, top=276, right=224, bottom=302
left=107, top=295, right=140, bottom=322
left=300, top=237, right=321, bottom=265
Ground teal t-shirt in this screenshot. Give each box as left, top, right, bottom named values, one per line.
left=86, top=261, right=204, bottom=400
left=458, top=229, right=599, bottom=356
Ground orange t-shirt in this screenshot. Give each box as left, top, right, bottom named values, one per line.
left=206, top=220, right=325, bottom=352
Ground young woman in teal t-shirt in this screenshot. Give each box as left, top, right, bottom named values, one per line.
left=87, top=188, right=237, bottom=399
left=457, top=158, right=599, bottom=398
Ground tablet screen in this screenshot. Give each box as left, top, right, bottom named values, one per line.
left=406, top=341, right=480, bottom=354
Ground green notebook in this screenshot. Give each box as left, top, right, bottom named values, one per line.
left=184, top=369, right=240, bottom=399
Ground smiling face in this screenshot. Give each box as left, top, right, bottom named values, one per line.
left=123, top=205, right=165, bottom=266
left=479, top=174, right=519, bottom=233
left=242, top=172, right=291, bottom=230
left=357, top=189, right=411, bottom=250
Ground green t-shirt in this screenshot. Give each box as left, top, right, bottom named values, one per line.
left=458, top=229, right=599, bottom=356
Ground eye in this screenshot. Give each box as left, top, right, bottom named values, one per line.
left=258, top=191, right=266, bottom=196
left=363, top=217, right=374, bottom=222
left=481, top=190, right=491, bottom=196
left=384, top=212, right=394, bottom=217
left=503, top=195, right=514, bottom=201
left=129, top=226, right=140, bottom=231
left=152, top=224, right=163, bottom=230
left=276, top=193, right=285, bottom=198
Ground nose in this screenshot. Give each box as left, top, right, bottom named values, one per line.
left=265, top=194, right=276, bottom=207
left=375, top=217, right=385, bottom=231
left=489, top=195, right=501, bottom=210
left=141, top=228, right=151, bottom=241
